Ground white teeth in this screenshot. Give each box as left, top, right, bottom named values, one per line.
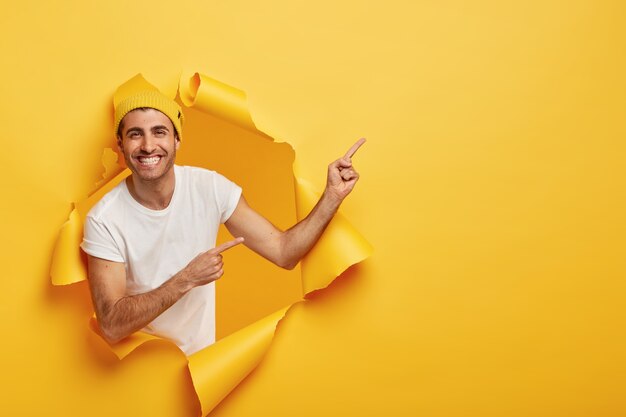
left=138, top=156, right=160, bottom=165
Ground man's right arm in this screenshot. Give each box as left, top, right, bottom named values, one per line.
left=87, top=237, right=244, bottom=344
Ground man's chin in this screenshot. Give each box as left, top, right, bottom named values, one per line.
left=133, top=168, right=168, bottom=181
left=129, top=164, right=170, bottom=182
left=134, top=172, right=162, bottom=182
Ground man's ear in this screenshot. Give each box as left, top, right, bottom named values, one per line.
left=116, top=135, right=123, bottom=151
left=175, top=136, right=180, bottom=150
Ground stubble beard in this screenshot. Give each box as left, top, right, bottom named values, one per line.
left=125, top=148, right=177, bottom=184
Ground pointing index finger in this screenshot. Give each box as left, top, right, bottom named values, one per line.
left=344, top=138, right=366, bottom=159
left=213, top=237, right=244, bottom=254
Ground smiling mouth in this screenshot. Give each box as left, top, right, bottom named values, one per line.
left=136, top=155, right=162, bottom=166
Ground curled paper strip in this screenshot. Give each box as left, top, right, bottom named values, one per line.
left=294, top=176, right=374, bottom=294
left=179, top=72, right=257, bottom=132
left=51, top=72, right=372, bottom=415
left=50, top=164, right=129, bottom=286
left=188, top=307, right=289, bottom=414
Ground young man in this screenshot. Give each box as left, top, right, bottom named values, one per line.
left=81, top=90, right=364, bottom=355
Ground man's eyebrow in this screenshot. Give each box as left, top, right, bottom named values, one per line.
left=125, top=127, right=144, bottom=135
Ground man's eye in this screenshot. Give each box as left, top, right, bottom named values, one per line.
left=155, top=130, right=166, bottom=136
left=128, top=132, right=141, bottom=139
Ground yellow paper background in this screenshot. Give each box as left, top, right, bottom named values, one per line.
left=1, top=1, right=625, bottom=416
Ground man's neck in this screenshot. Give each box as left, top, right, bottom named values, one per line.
left=126, top=168, right=176, bottom=210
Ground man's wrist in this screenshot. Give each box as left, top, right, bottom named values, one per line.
left=167, top=270, right=194, bottom=295
left=321, top=189, right=343, bottom=213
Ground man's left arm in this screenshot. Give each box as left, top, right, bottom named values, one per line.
left=225, top=138, right=366, bottom=270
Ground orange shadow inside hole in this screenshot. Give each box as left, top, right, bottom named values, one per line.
left=175, top=103, right=303, bottom=340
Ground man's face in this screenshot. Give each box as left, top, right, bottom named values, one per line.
left=117, top=108, right=180, bottom=182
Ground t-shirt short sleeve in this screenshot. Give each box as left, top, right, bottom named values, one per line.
left=212, top=172, right=242, bottom=223
left=81, top=216, right=124, bottom=262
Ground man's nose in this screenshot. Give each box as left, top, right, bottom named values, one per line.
left=140, top=135, right=157, bottom=153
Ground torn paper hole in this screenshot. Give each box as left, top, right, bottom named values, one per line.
left=50, top=72, right=372, bottom=416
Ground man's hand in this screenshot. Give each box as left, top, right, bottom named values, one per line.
left=325, top=138, right=366, bottom=203
left=177, top=237, right=244, bottom=291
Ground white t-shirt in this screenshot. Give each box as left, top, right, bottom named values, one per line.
left=80, top=165, right=242, bottom=355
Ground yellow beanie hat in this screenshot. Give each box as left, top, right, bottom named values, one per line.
left=114, top=90, right=184, bottom=140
